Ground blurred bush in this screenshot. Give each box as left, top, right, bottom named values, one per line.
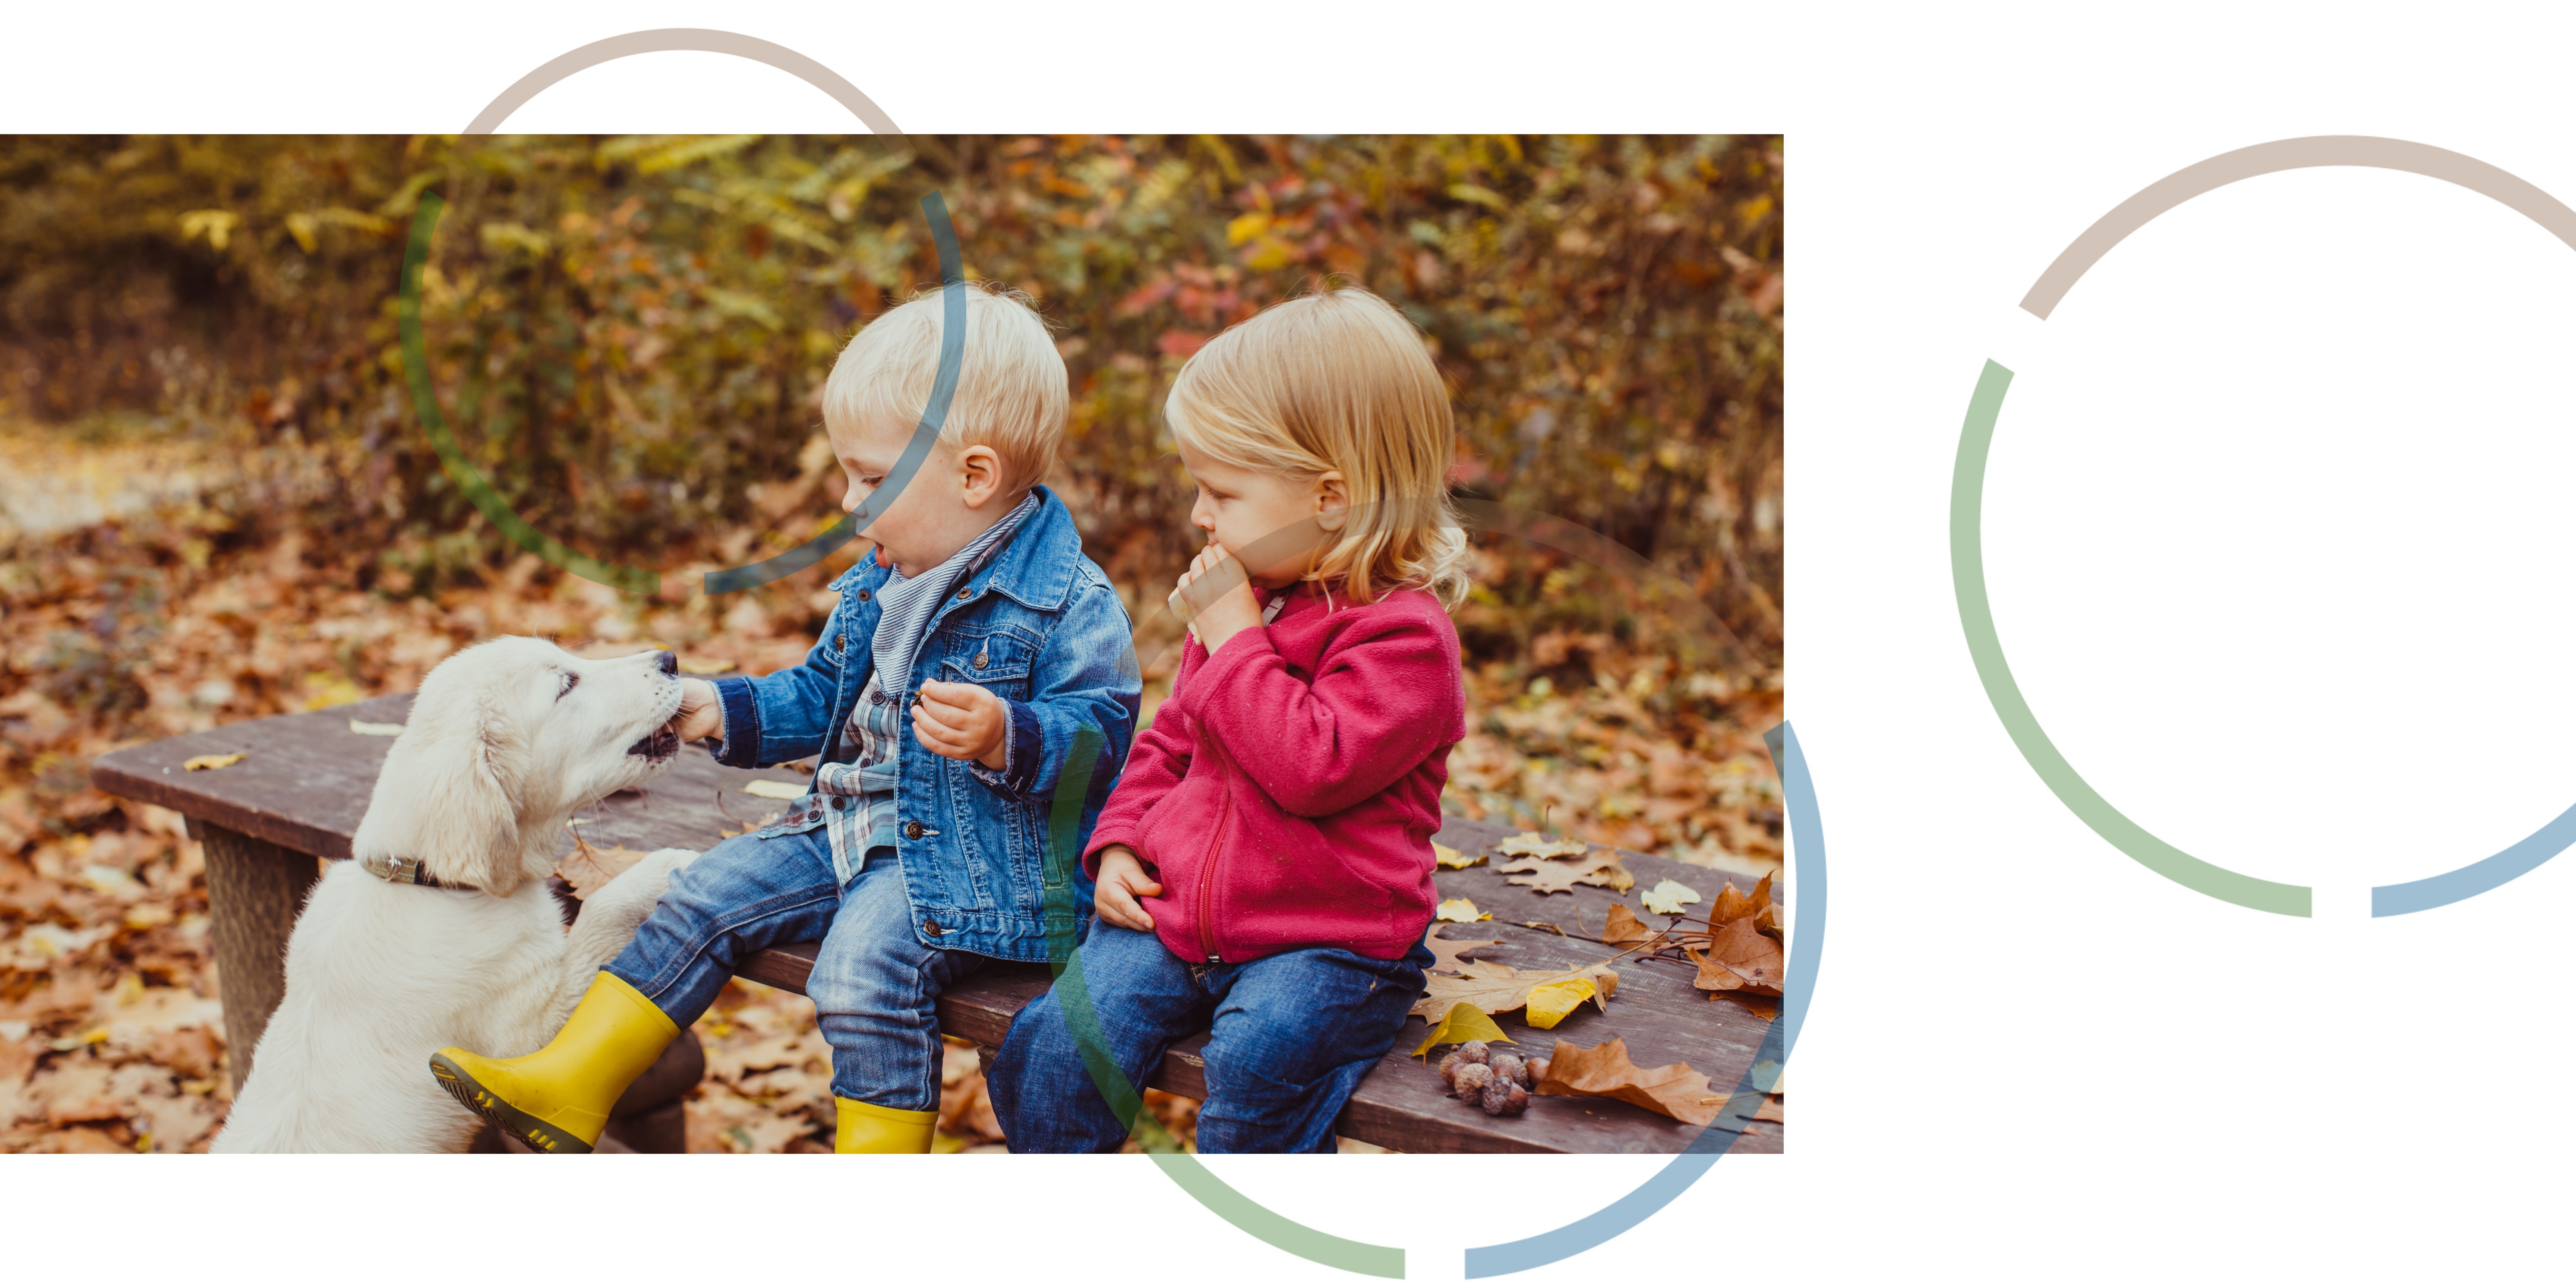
left=0, top=134, right=1781, bottom=664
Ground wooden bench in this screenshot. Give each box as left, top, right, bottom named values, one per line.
left=92, top=692, right=1783, bottom=1154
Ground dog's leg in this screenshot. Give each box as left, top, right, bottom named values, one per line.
left=550, top=847, right=700, bottom=1027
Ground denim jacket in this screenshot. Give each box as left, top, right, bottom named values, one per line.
left=704, top=486, right=1139, bottom=962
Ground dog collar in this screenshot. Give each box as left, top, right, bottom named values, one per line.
left=359, top=854, right=476, bottom=892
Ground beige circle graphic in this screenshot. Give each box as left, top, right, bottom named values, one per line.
left=463, top=27, right=903, bottom=135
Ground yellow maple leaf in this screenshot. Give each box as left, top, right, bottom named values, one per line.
left=1410, top=1001, right=1511, bottom=1056
left=1433, top=842, right=1484, bottom=869
left=182, top=752, right=246, bottom=771
left=1523, top=978, right=1596, bottom=1029
left=742, top=780, right=804, bottom=800
left=1435, top=898, right=1493, bottom=923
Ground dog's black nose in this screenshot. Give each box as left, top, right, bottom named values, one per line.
left=654, top=650, right=678, bottom=676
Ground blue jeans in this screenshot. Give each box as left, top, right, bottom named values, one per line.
left=987, top=920, right=1432, bottom=1153
left=604, top=829, right=982, bottom=1112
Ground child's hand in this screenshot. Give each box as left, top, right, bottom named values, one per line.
left=672, top=678, right=724, bottom=743
left=1092, top=846, right=1162, bottom=932
left=913, top=680, right=1010, bottom=770
left=1174, top=541, right=1263, bottom=654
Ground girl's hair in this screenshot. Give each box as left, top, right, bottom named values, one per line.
left=1164, top=284, right=1471, bottom=607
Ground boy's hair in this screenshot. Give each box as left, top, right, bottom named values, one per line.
left=1165, top=284, right=1471, bottom=607
left=822, top=281, right=1068, bottom=496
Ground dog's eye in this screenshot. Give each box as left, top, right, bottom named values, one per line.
left=556, top=672, right=580, bottom=701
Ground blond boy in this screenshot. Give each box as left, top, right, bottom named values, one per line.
left=430, top=284, right=1140, bottom=1153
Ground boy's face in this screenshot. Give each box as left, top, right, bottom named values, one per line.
left=830, top=415, right=1016, bottom=577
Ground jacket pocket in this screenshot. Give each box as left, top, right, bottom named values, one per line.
left=932, top=633, right=1035, bottom=698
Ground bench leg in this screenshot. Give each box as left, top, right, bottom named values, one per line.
left=198, top=822, right=320, bottom=1095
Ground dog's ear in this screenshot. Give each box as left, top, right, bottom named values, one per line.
left=358, top=665, right=531, bottom=895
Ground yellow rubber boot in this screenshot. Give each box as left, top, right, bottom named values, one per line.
left=836, top=1097, right=938, bottom=1153
left=430, top=972, right=678, bottom=1154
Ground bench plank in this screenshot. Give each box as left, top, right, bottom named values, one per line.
left=94, top=700, right=1784, bottom=1155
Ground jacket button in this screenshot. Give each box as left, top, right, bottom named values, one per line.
left=904, top=820, right=925, bottom=840
left=972, top=651, right=988, bottom=669
left=956, top=587, right=972, bottom=600
left=856, top=588, right=871, bottom=601
left=831, top=797, right=850, bottom=811
left=922, top=919, right=943, bottom=936
left=834, top=634, right=846, bottom=650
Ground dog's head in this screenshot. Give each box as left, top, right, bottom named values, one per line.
left=352, top=638, right=685, bottom=895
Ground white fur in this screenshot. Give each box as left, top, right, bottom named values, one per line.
left=214, top=638, right=703, bottom=1153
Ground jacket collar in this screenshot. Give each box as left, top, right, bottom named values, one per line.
left=829, top=485, right=1083, bottom=613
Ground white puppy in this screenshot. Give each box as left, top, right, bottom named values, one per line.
left=215, top=638, right=700, bottom=1153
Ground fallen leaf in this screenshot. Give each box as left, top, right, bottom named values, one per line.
left=1496, top=830, right=1590, bottom=860
left=741, top=780, right=804, bottom=800
left=555, top=832, right=654, bottom=901
left=1411, top=1000, right=1512, bottom=1055
left=1602, top=903, right=1663, bottom=949
left=1641, top=878, right=1701, bottom=915
left=1423, top=924, right=1502, bottom=975
left=1433, top=842, right=1483, bottom=869
left=1753, top=1095, right=1785, bottom=1123
left=347, top=719, right=405, bottom=736
left=1710, top=872, right=1772, bottom=925
left=1435, top=898, right=1493, bottom=924
left=181, top=752, right=245, bottom=771
left=1688, top=916, right=1784, bottom=995
left=1522, top=978, right=1595, bottom=1029
left=1411, top=958, right=1619, bottom=1023
left=1534, top=1036, right=1720, bottom=1125
left=678, top=656, right=737, bottom=675
left=1498, top=850, right=1630, bottom=895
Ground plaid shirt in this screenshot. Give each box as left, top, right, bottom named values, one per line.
left=808, top=496, right=1035, bottom=886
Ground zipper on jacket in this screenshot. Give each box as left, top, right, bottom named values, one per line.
left=1196, top=778, right=1232, bottom=964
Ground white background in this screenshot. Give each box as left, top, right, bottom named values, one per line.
left=11, top=3, right=2576, bottom=1283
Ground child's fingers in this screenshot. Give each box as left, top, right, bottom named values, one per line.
left=915, top=692, right=985, bottom=726
left=1096, top=879, right=1154, bottom=931
left=918, top=679, right=994, bottom=708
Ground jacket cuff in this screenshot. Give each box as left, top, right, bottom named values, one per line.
left=707, top=674, right=764, bottom=768
left=963, top=698, right=1045, bottom=796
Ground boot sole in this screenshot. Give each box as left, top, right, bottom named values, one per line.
left=430, top=1052, right=594, bottom=1155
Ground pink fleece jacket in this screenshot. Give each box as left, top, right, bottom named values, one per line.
left=1083, top=581, right=1467, bottom=963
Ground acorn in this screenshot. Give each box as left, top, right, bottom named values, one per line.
left=1524, top=1057, right=1551, bottom=1088
left=1456, top=1040, right=1491, bottom=1066
left=1486, top=1051, right=1527, bottom=1089
left=1437, top=1050, right=1469, bottom=1088
left=1481, top=1076, right=1530, bottom=1116
left=1451, top=1063, right=1495, bottom=1101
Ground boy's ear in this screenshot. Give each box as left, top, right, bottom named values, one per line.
left=959, top=444, right=1005, bottom=507
left=1313, top=471, right=1350, bottom=533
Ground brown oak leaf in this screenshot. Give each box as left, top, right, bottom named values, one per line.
left=1533, top=1036, right=1722, bottom=1125
left=1710, top=872, right=1772, bottom=926
left=1688, top=915, right=1784, bottom=995
left=1601, top=903, right=1664, bottom=949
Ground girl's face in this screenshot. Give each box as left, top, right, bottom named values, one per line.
left=1177, top=440, right=1347, bottom=588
